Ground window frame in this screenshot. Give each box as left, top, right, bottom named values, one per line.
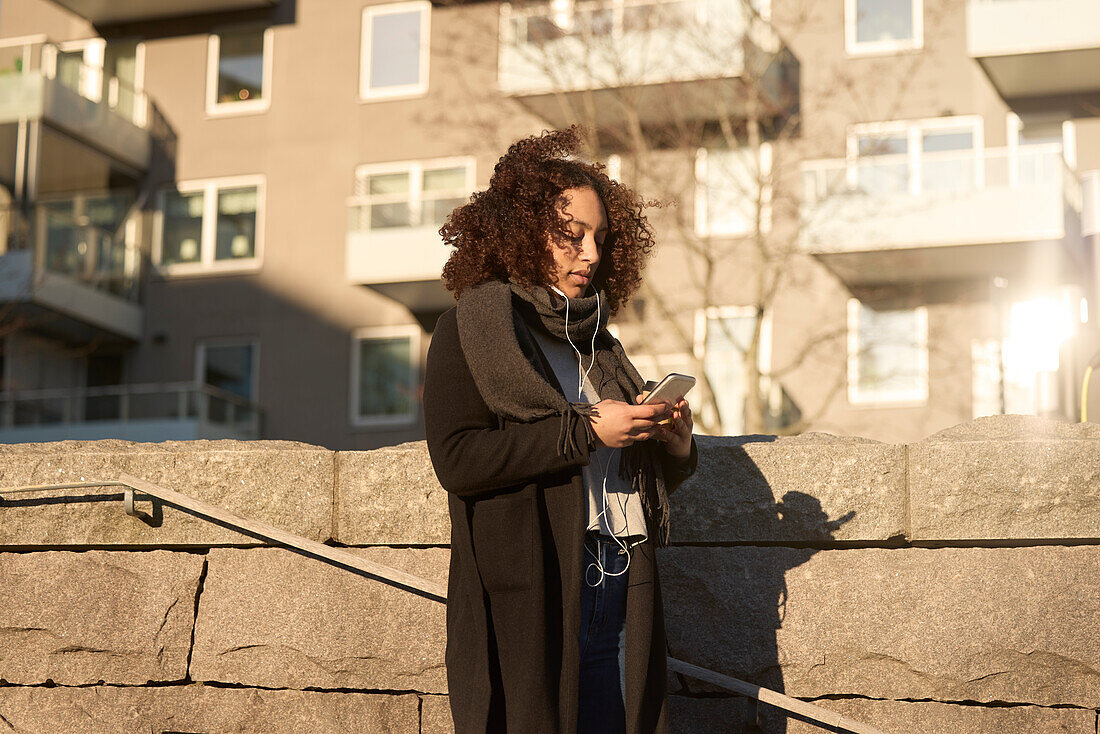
left=349, top=156, right=476, bottom=233
left=194, top=337, right=261, bottom=404
left=846, top=298, right=929, bottom=407
left=349, top=324, right=422, bottom=428
left=152, top=174, right=266, bottom=276
left=359, top=0, right=432, bottom=102
left=694, top=143, right=773, bottom=238
left=844, top=0, right=923, bottom=57
left=205, top=27, right=274, bottom=117
left=693, top=305, right=773, bottom=435
left=847, top=115, right=984, bottom=195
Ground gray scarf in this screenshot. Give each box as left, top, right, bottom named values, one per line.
left=456, top=279, right=671, bottom=545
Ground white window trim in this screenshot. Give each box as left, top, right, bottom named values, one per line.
left=360, top=1, right=431, bottom=102
left=153, top=174, right=266, bottom=276
left=847, top=115, right=984, bottom=194
left=349, top=156, right=476, bottom=232
left=195, top=337, right=261, bottom=404
left=205, top=27, right=274, bottom=117
left=693, top=305, right=772, bottom=373
left=845, top=0, right=923, bottom=57
left=693, top=305, right=773, bottom=435
left=846, top=298, right=928, bottom=407
left=350, top=324, right=422, bottom=429
left=694, top=144, right=773, bottom=238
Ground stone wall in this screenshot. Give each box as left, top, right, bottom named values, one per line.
left=0, top=416, right=1098, bottom=733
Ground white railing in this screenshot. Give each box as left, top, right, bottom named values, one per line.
left=0, top=382, right=262, bottom=438
left=499, top=0, right=777, bottom=94
left=801, top=144, right=1077, bottom=209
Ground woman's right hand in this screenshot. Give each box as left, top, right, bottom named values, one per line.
left=588, top=399, right=670, bottom=448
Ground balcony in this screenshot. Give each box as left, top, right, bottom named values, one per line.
left=0, top=197, right=143, bottom=341
left=344, top=162, right=471, bottom=315
left=0, top=382, right=262, bottom=444
left=498, top=0, right=794, bottom=129
left=0, top=36, right=170, bottom=171
left=968, top=0, right=1100, bottom=99
left=799, top=145, right=1085, bottom=286
left=43, top=0, right=277, bottom=25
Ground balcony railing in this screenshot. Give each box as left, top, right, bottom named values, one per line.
left=0, top=36, right=173, bottom=169
left=1, top=198, right=141, bottom=304
left=499, top=0, right=778, bottom=95
left=800, top=144, right=1081, bottom=253
left=0, top=382, right=262, bottom=441
left=0, top=36, right=151, bottom=128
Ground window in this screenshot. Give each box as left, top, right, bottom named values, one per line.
left=196, top=340, right=259, bottom=425
left=847, top=299, right=928, bottom=405
left=351, top=325, right=421, bottom=427
left=848, top=117, right=982, bottom=196
left=198, top=341, right=258, bottom=400
left=206, top=27, right=273, bottom=116
left=845, top=0, right=922, bottom=56
left=155, top=176, right=264, bottom=274
left=695, top=144, right=772, bottom=237
left=349, top=159, right=473, bottom=232
left=360, top=1, right=431, bottom=100
left=694, top=306, right=772, bottom=435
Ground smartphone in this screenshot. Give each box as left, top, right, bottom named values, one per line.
left=639, top=373, right=696, bottom=406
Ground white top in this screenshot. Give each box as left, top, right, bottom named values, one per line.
left=531, top=328, right=648, bottom=542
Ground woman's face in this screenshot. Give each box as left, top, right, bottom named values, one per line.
left=548, top=186, right=608, bottom=299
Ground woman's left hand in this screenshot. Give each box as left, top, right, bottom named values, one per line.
left=636, top=395, right=693, bottom=459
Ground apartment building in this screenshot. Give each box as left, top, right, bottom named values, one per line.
left=0, top=0, right=1097, bottom=448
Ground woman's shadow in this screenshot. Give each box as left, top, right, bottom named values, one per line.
left=666, top=438, right=855, bottom=734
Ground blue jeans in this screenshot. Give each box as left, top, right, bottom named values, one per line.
left=578, top=532, right=630, bottom=734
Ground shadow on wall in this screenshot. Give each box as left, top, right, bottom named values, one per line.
left=666, top=437, right=855, bottom=734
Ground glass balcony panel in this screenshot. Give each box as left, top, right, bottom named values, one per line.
left=426, top=196, right=465, bottom=227
left=371, top=201, right=413, bottom=229
left=83, top=394, right=121, bottom=421
left=854, top=157, right=909, bottom=196
left=42, top=201, right=89, bottom=277
left=526, top=15, right=570, bottom=44
left=12, top=397, right=66, bottom=426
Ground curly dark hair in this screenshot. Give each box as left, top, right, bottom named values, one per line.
left=440, top=126, right=656, bottom=315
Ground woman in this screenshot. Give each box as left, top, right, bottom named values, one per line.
left=423, top=126, right=697, bottom=734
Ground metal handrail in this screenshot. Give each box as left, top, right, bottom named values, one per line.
left=0, top=476, right=891, bottom=734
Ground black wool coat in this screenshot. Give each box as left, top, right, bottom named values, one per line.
left=424, top=305, right=698, bottom=734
